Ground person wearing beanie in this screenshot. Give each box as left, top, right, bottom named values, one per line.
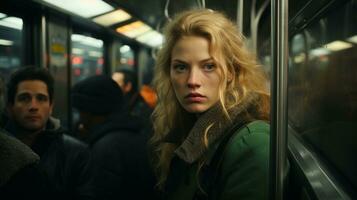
left=71, top=75, right=157, bottom=200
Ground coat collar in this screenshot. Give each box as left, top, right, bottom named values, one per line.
left=173, top=92, right=258, bottom=164
left=0, top=130, right=39, bottom=186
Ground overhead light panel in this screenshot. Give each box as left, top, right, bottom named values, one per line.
left=347, top=35, right=357, bottom=44
left=0, top=17, right=23, bottom=30
left=0, top=13, right=6, bottom=18
left=42, top=0, right=114, bottom=18
left=93, top=9, right=131, bottom=26
left=309, top=48, right=330, bottom=58
left=0, top=39, right=14, bottom=46
left=136, top=30, right=164, bottom=48
left=325, top=40, right=353, bottom=51
left=116, top=21, right=151, bottom=38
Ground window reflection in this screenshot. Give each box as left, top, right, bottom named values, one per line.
left=288, top=1, right=357, bottom=193
left=71, top=34, right=104, bottom=85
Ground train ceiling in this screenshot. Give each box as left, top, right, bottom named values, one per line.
left=2, top=0, right=268, bottom=48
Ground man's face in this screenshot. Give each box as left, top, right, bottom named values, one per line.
left=7, top=80, right=53, bottom=132
left=112, top=72, right=132, bottom=94
left=112, top=72, right=125, bottom=90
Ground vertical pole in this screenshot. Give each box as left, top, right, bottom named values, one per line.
left=40, top=14, right=47, bottom=69
left=237, top=0, right=244, bottom=33
left=270, top=0, right=288, bottom=199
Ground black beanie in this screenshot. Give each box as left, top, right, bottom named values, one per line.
left=71, top=75, right=124, bottom=114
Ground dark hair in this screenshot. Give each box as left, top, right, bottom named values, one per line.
left=6, top=66, right=54, bottom=105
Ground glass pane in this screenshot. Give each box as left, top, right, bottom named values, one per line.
left=288, top=0, right=357, bottom=193
left=0, top=13, right=23, bottom=82
left=71, top=34, right=104, bottom=85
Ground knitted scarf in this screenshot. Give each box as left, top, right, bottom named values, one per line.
left=173, top=93, right=259, bottom=163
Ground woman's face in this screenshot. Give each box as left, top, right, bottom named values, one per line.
left=170, top=36, right=221, bottom=113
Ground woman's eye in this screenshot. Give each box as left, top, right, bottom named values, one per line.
left=203, top=63, right=216, bottom=71
left=173, top=64, right=187, bottom=72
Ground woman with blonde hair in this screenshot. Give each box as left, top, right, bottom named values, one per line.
left=151, top=9, right=270, bottom=200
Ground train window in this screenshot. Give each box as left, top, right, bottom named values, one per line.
left=71, top=33, right=104, bottom=85
left=0, top=13, right=23, bottom=82
left=116, top=44, right=135, bottom=70
left=288, top=0, right=357, bottom=194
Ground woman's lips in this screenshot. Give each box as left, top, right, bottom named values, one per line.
left=185, top=93, right=205, bottom=103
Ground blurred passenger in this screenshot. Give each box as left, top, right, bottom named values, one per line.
left=4, top=66, right=94, bottom=200
left=71, top=75, right=157, bottom=200
left=150, top=9, right=270, bottom=199
left=112, top=69, right=156, bottom=120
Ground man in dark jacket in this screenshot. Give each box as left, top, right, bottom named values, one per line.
left=1, top=76, right=48, bottom=199
left=4, top=66, right=94, bottom=200
left=71, top=75, right=157, bottom=200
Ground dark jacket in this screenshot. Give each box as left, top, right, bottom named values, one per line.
left=4, top=117, right=94, bottom=200
left=0, top=129, right=49, bottom=199
left=164, top=93, right=270, bottom=200
left=87, top=112, right=157, bottom=200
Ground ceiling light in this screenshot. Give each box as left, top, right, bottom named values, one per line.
left=0, top=39, right=14, bottom=46
left=93, top=9, right=131, bottom=26
left=325, top=40, right=353, bottom=51
left=309, top=48, right=330, bottom=58
left=136, top=30, right=163, bottom=48
left=0, top=13, right=7, bottom=18
left=347, top=35, right=357, bottom=44
left=41, top=0, right=114, bottom=18
left=116, top=21, right=151, bottom=38
left=0, top=17, right=23, bottom=30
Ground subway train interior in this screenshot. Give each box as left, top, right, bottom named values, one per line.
left=1, top=0, right=356, bottom=199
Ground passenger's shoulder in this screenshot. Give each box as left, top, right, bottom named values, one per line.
left=62, top=133, right=88, bottom=149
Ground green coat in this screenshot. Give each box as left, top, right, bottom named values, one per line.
left=165, top=121, right=270, bottom=200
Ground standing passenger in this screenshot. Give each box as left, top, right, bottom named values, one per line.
left=71, top=75, right=157, bottom=200
left=150, top=9, right=270, bottom=199
left=4, top=66, right=94, bottom=200
left=112, top=69, right=156, bottom=120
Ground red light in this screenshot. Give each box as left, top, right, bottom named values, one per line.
left=127, top=58, right=134, bottom=66
left=96, top=68, right=102, bottom=75
left=97, top=58, right=104, bottom=65
left=72, top=56, right=83, bottom=65
left=74, top=68, right=81, bottom=76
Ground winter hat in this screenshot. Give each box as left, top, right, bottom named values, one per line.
left=71, top=75, right=124, bottom=114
